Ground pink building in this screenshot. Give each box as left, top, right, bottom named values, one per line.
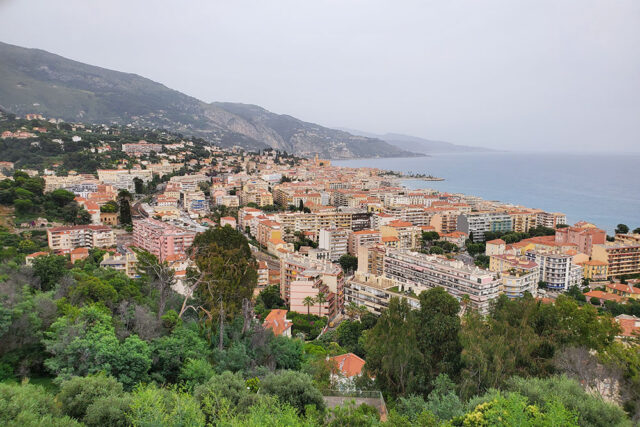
left=280, top=253, right=344, bottom=319
left=133, top=218, right=196, bottom=262
left=555, top=225, right=606, bottom=256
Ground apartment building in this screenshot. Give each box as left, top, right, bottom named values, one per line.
left=489, top=254, right=538, bottom=274
left=525, top=251, right=583, bottom=291
left=457, top=211, right=513, bottom=242
left=122, top=142, right=162, bottom=154
left=383, top=250, right=501, bottom=314
left=357, top=244, right=386, bottom=277
left=257, top=220, right=282, bottom=247
left=429, top=208, right=460, bottom=234
left=97, top=169, right=154, bottom=191
left=100, top=250, right=138, bottom=278
left=509, top=211, right=538, bottom=233
left=47, top=225, right=116, bottom=251
left=348, top=229, right=381, bottom=255
left=345, top=272, right=420, bottom=315
left=280, top=253, right=344, bottom=317
left=555, top=226, right=606, bottom=256
left=592, top=242, right=640, bottom=277
left=380, top=220, right=421, bottom=250
left=181, top=190, right=208, bottom=216
left=577, top=260, right=608, bottom=281
left=169, top=174, right=209, bottom=191
left=132, top=218, right=196, bottom=262
left=499, top=268, right=539, bottom=298
left=535, top=211, right=567, bottom=228
left=318, top=228, right=350, bottom=261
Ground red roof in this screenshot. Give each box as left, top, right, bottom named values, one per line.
left=329, top=353, right=366, bottom=378
left=487, top=239, right=506, bottom=245
left=616, top=315, right=640, bottom=338
left=263, top=309, right=292, bottom=337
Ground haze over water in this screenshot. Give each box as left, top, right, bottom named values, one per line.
left=334, top=152, right=640, bottom=234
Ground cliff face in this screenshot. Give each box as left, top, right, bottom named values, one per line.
left=0, top=41, right=414, bottom=159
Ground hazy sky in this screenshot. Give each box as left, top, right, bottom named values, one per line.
left=1, top=0, right=639, bottom=151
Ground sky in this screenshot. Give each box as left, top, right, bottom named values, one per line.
left=0, top=0, right=639, bottom=152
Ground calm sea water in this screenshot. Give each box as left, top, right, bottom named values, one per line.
left=333, top=152, right=640, bottom=234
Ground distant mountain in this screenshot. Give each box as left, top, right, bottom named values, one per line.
left=0, top=41, right=414, bottom=159
left=340, top=128, right=492, bottom=154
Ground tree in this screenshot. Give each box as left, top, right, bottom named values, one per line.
left=100, top=200, right=118, bottom=213
left=429, top=246, right=444, bottom=255
left=178, top=358, right=216, bottom=392
left=303, top=296, right=315, bottom=317
left=127, top=384, right=205, bottom=427
left=270, top=336, right=303, bottom=370
left=633, top=227, right=640, bottom=234
left=462, top=391, right=578, bottom=426
left=133, top=177, right=144, bottom=194
left=44, top=305, right=151, bottom=388
left=135, top=249, right=175, bottom=319
left=150, top=326, right=210, bottom=384
left=57, top=374, right=124, bottom=421
left=422, top=231, right=440, bottom=244
left=616, top=224, right=630, bottom=235
left=258, top=285, right=285, bottom=309
left=364, top=297, right=421, bottom=396
left=32, top=254, right=67, bottom=291
left=117, top=189, right=132, bottom=225
left=298, top=200, right=304, bottom=211
left=338, top=254, right=358, bottom=273
left=0, top=382, right=82, bottom=426
left=413, top=288, right=462, bottom=394
left=424, top=374, right=464, bottom=421
left=315, top=292, right=327, bottom=317
left=506, top=375, right=629, bottom=427
left=259, top=370, right=325, bottom=414
left=189, top=227, right=257, bottom=348
left=50, top=188, right=76, bottom=206
left=590, top=296, right=601, bottom=306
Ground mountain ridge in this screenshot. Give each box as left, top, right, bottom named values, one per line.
left=338, top=128, right=492, bottom=154
left=0, top=41, right=414, bottom=159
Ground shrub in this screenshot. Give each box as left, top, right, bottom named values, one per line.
left=259, top=370, right=325, bottom=414
left=57, top=374, right=124, bottom=420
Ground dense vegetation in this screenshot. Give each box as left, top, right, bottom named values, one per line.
left=0, top=171, right=91, bottom=224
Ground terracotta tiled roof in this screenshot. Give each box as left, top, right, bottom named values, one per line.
left=263, top=309, right=292, bottom=337
left=329, top=353, right=366, bottom=378
left=616, top=315, right=640, bottom=338
left=487, top=239, right=506, bottom=245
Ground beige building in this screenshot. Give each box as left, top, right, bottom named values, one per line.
left=47, top=225, right=116, bottom=251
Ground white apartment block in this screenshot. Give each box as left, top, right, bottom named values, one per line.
left=525, top=250, right=583, bottom=291
left=383, top=250, right=501, bottom=314
left=318, top=228, right=350, bottom=261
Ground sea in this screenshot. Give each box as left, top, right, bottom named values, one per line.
left=333, top=152, right=640, bottom=235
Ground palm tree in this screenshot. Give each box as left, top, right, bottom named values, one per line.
left=345, top=301, right=359, bottom=320
left=303, top=296, right=315, bottom=318
left=315, top=292, right=327, bottom=317
left=460, top=294, right=471, bottom=316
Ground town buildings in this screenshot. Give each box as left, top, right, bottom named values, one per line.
left=383, top=250, right=502, bottom=314
left=457, top=211, right=512, bottom=242
left=132, top=218, right=196, bottom=262
left=47, top=225, right=115, bottom=251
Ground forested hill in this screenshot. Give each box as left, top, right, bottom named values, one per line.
left=0, top=41, right=413, bottom=159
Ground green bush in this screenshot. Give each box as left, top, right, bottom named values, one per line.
left=84, top=394, right=132, bottom=427
left=57, top=374, right=124, bottom=420
left=259, top=370, right=325, bottom=415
